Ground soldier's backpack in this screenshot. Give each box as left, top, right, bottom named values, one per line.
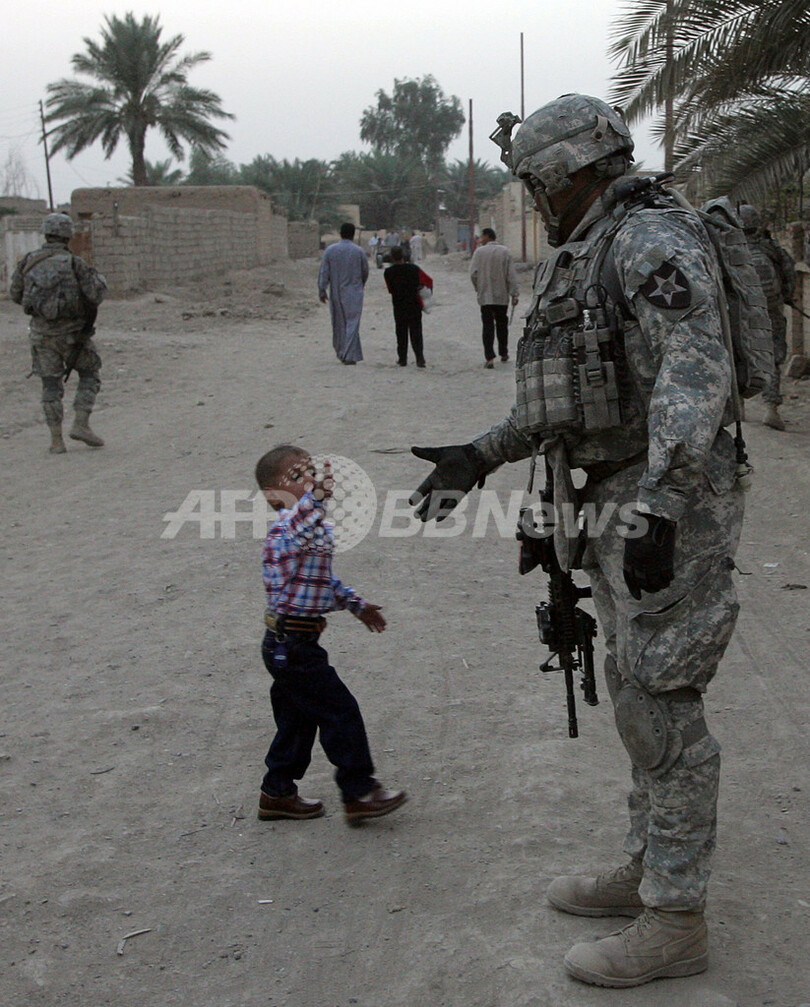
left=21, top=248, right=86, bottom=322
left=603, top=180, right=774, bottom=399
left=695, top=196, right=774, bottom=399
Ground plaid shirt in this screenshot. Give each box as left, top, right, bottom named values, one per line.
left=262, top=491, right=365, bottom=617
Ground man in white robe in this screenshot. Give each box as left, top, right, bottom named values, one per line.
left=318, top=223, right=369, bottom=364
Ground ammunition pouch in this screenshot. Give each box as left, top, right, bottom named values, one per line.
left=515, top=305, right=624, bottom=436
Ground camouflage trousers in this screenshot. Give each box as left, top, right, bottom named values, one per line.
left=30, top=330, right=101, bottom=426
left=762, top=309, right=787, bottom=405
left=580, top=449, right=744, bottom=910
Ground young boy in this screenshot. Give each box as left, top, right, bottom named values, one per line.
left=254, top=444, right=407, bottom=824
left=383, top=246, right=433, bottom=367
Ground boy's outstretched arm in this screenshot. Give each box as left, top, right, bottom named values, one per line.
left=355, top=603, right=386, bottom=633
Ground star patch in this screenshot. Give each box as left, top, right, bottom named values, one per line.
left=639, top=262, right=691, bottom=310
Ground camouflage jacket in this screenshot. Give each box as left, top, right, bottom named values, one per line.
left=748, top=233, right=796, bottom=309
left=10, top=241, right=107, bottom=337
left=473, top=181, right=735, bottom=523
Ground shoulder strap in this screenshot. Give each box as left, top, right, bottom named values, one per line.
left=21, top=245, right=64, bottom=276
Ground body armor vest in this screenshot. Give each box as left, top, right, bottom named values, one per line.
left=515, top=216, right=628, bottom=438
left=747, top=239, right=782, bottom=309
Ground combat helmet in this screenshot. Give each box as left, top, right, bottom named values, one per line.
left=491, top=94, right=634, bottom=245
left=42, top=212, right=74, bottom=240
left=737, top=203, right=762, bottom=236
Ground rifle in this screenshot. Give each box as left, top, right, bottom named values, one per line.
left=63, top=340, right=84, bottom=384
left=786, top=299, right=810, bottom=321
left=64, top=257, right=98, bottom=383
left=516, top=461, right=598, bottom=737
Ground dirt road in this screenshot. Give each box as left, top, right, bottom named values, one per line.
left=1, top=254, right=808, bottom=1007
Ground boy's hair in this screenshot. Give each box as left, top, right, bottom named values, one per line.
left=255, top=443, right=307, bottom=490
left=390, top=246, right=404, bottom=262
left=340, top=222, right=355, bottom=240
left=482, top=227, right=496, bottom=240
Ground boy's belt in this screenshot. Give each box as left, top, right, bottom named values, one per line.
left=264, top=611, right=327, bottom=634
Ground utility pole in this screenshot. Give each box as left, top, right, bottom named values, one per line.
left=520, top=31, right=527, bottom=262
left=39, top=100, right=54, bottom=211
left=468, top=99, right=475, bottom=253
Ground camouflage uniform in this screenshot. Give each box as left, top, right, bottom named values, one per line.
left=9, top=216, right=106, bottom=430
left=472, top=123, right=744, bottom=912
left=747, top=233, right=795, bottom=406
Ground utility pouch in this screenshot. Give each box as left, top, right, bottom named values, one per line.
left=516, top=323, right=547, bottom=431
left=540, top=325, right=578, bottom=427
left=575, top=307, right=622, bottom=430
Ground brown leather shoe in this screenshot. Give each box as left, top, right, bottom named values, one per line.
left=344, top=784, right=407, bottom=823
left=258, top=791, right=325, bottom=820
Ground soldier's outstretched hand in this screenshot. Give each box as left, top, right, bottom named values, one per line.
left=409, top=443, right=490, bottom=522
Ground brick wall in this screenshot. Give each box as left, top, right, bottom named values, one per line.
left=288, top=221, right=320, bottom=259
left=1, top=215, right=45, bottom=294
left=70, top=186, right=288, bottom=294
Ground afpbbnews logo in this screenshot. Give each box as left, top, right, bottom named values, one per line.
left=162, top=477, right=648, bottom=552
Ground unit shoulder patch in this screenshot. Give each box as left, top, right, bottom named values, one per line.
left=639, top=261, right=691, bottom=310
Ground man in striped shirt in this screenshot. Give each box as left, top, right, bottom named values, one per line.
left=254, top=444, right=406, bottom=824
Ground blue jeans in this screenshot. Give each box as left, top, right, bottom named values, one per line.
left=261, top=630, right=376, bottom=802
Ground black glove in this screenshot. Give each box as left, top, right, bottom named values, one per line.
left=409, top=443, right=489, bottom=522
left=623, top=512, right=677, bottom=600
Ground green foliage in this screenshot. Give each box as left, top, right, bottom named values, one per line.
left=183, top=147, right=238, bottom=185
left=437, top=159, right=511, bottom=219
left=238, top=156, right=344, bottom=230
left=45, top=12, right=233, bottom=187
left=359, top=76, right=465, bottom=169
left=331, top=151, right=435, bottom=230
left=117, top=158, right=184, bottom=186
left=608, top=0, right=810, bottom=210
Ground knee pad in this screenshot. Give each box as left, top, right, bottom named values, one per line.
left=613, top=683, right=709, bottom=776
left=614, top=683, right=673, bottom=772
left=76, top=373, right=101, bottom=396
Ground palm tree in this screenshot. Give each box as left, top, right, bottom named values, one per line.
left=608, top=1, right=810, bottom=204
left=117, top=157, right=184, bottom=186
left=239, top=155, right=344, bottom=229
left=45, top=13, right=233, bottom=187
left=438, top=159, right=511, bottom=219
left=332, top=151, right=433, bottom=230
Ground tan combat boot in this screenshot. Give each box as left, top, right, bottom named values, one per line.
left=69, top=410, right=105, bottom=447
left=564, top=907, right=708, bottom=988
left=48, top=423, right=67, bottom=454
left=547, top=860, right=644, bottom=917
left=763, top=403, right=786, bottom=430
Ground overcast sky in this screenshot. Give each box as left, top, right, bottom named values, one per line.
left=1, top=0, right=662, bottom=207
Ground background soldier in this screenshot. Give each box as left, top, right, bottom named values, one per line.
left=10, top=213, right=107, bottom=454
left=739, top=203, right=796, bottom=430
left=410, top=94, right=751, bottom=988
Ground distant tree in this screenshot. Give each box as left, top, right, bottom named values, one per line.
left=239, top=155, right=343, bottom=229
left=438, top=159, right=511, bottom=219
left=332, top=151, right=434, bottom=230
left=183, top=146, right=238, bottom=186
left=359, top=76, right=465, bottom=170
left=45, top=13, right=234, bottom=187
left=0, top=149, right=40, bottom=198
left=117, top=158, right=184, bottom=186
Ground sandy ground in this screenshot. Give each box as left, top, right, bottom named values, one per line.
left=1, top=252, right=809, bottom=1007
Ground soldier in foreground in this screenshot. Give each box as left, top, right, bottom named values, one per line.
left=10, top=213, right=107, bottom=454
left=410, top=95, right=757, bottom=987
left=739, top=203, right=796, bottom=430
